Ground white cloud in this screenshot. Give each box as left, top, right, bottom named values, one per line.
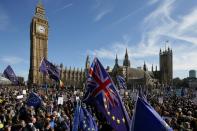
left=92, top=0, right=113, bottom=22
left=0, top=56, right=27, bottom=65
left=94, top=9, right=111, bottom=22
left=140, top=0, right=197, bottom=71
left=54, top=3, right=73, bottom=13
left=148, top=0, right=159, bottom=5
left=111, top=6, right=145, bottom=26
left=89, top=0, right=197, bottom=78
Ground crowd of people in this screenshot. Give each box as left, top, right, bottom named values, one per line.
left=0, top=85, right=197, bottom=131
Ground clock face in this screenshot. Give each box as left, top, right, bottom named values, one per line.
left=37, top=25, right=45, bottom=34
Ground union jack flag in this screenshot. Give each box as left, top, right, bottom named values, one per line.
left=116, top=75, right=127, bottom=89
left=84, top=58, right=130, bottom=131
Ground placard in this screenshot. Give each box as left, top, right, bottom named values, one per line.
left=158, top=97, right=163, bottom=104
left=22, top=90, right=27, bottom=95
left=76, top=96, right=80, bottom=101
left=17, top=95, right=23, bottom=99
left=58, top=97, right=63, bottom=105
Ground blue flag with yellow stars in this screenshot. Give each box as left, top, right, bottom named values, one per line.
left=130, top=96, right=173, bottom=131
left=72, top=102, right=98, bottom=131
left=72, top=101, right=81, bottom=131
left=116, top=75, right=127, bottom=89
left=39, top=58, right=60, bottom=82
left=3, top=65, right=19, bottom=85
left=83, top=57, right=130, bottom=131
left=27, top=92, right=42, bottom=108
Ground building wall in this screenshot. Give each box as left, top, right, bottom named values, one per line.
left=29, top=3, right=48, bottom=85
left=59, top=65, right=85, bottom=88
left=159, top=48, right=173, bottom=86
left=189, top=70, right=196, bottom=78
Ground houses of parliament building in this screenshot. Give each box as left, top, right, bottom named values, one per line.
left=28, top=2, right=173, bottom=88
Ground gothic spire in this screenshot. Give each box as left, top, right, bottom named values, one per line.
left=143, top=61, right=147, bottom=71
left=113, top=54, right=119, bottom=71
left=115, top=54, right=118, bottom=65
left=35, top=0, right=45, bottom=19
left=123, top=48, right=130, bottom=67
left=152, top=64, right=154, bottom=72
left=85, top=55, right=90, bottom=69
left=38, top=0, right=43, bottom=6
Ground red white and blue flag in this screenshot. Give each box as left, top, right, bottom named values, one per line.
left=84, top=57, right=130, bottom=131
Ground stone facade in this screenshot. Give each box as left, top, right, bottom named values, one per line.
left=29, top=2, right=48, bottom=85
left=111, top=48, right=173, bottom=89
left=58, top=55, right=90, bottom=88
left=159, top=47, right=173, bottom=86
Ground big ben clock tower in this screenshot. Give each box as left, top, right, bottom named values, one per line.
left=29, top=1, right=48, bottom=85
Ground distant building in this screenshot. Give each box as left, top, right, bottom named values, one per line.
left=111, top=49, right=153, bottom=89
left=111, top=47, right=173, bottom=89
left=189, top=70, right=196, bottom=78
left=28, top=2, right=174, bottom=88
left=17, top=76, right=25, bottom=85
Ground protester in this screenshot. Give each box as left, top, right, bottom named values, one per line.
left=0, top=85, right=197, bottom=131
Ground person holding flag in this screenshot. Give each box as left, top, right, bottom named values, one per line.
left=83, top=57, right=130, bottom=131
left=39, top=57, right=64, bottom=88
left=72, top=100, right=98, bottom=131
left=27, top=92, right=42, bottom=108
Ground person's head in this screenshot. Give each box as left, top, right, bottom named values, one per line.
left=184, top=122, right=190, bottom=129
left=53, top=111, right=58, bottom=118
left=32, top=117, right=36, bottom=123
left=188, top=111, right=192, bottom=116
left=20, top=120, right=26, bottom=127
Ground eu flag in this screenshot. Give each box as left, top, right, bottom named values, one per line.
left=27, top=92, right=42, bottom=108
left=72, top=101, right=81, bottom=131
left=39, top=58, right=60, bottom=82
left=3, top=65, right=19, bottom=85
left=84, top=58, right=130, bottom=131
left=130, top=97, right=173, bottom=131
left=116, top=75, right=127, bottom=89
left=72, top=102, right=98, bottom=131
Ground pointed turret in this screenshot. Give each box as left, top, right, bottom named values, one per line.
left=123, top=48, right=131, bottom=67
left=35, top=0, right=45, bottom=19
left=143, top=61, right=147, bottom=71
left=113, top=54, right=119, bottom=71
left=115, top=54, right=118, bottom=65
left=60, top=63, right=63, bottom=69
left=85, top=55, right=90, bottom=69
left=152, top=64, right=154, bottom=72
